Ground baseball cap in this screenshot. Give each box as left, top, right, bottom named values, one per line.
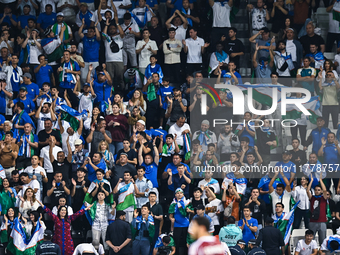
left=74, top=139, right=83, bottom=146
left=57, top=12, right=64, bottom=17
left=98, top=71, right=105, bottom=76
left=84, top=83, right=90, bottom=87
left=21, top=73, right=32, bottom=79
left=19, top=86, right=27, bottom=91
left=196, top=204, right=205, bottom=210
left=283, top=150, right=292, bottom=155
left=222, top=72, right=232, bottom=78
left=175, top=188, right=183, bottom=194
left=237, top=240, right=246, bottom=245
left=44, top=230, right=53, bottom=238
left=137, top=120, right=145, bottom=126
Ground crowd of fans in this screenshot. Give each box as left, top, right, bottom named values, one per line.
left=1, top=0, right=340, bottom=254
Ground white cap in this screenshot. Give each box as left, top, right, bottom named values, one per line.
left=57, top=12, right=64, bottom=17
left=137, top=120, right=145, bottom=126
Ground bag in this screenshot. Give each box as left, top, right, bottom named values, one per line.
left=278, top=61, right=289, bottom=72
left=311, top=199, right=320, bottom=220
left=110, top=39, right=119, bottom=53
left=224, top=198, right=234, bottom=217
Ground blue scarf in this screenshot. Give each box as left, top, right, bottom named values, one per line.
left=197, top=130, right=210, bottom=145
left=10, top=67, right=20, bottom=92
left=327, top=236, right=340, bottom=252
left=145, top=64, right=163, bottom=83
left=215, top=51, right=228, bottom=63
left=136, top=214, right=154, bottom=230
left=181, top=8, right=192, bottom=26
left=62, top=61, right=75, bottom=83
left=130, top=7, right=149, bottom=28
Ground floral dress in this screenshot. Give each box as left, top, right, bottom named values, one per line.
left=44, top=206, right=85, bottom=255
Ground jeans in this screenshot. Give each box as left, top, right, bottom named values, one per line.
left=92, top=226, right=108, bottom=250
left=109, top=141, right=123, bottom=156
left=132, top=239, right=150, bottom=255
left=293, top=207, right=309, bottom=229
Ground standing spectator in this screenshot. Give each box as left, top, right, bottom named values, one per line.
left=256, top=217, right=285, bottom=255
left=56, top=0, right=77, bottom=24
left=79, top=25, right=101, bottom=84
left=37, top=4, right=57, bottom=33
left=289, top=138, right=307, bottom=169
left=307, top=175, right=328, bottom=245
left=168, top=188, right=192, bottom=255
left=242, top=188, right=265, bottom=233
left=208, top=0, right=232, bottom=51
left=270, top=0, right=288, bottom=38
left=299, top=23, right=325, bottom=55
left=4, top=54, right=22, bottom=99
left=222, top=28, right=245, bottom=70
left=247, top=0, right=270, bottom=35
left=167, top=164, right=191, bottom=198
left=134, top=166, right=153, bottom=208
left=218, top=216, right=242, bottom=247
left=317, top=71, right=340, bottom=129
left=238, top=206, right=258, bottom=245
left=273, top=41, right=293, bottom=81
left=304, top=117, right=330, bottom=153
left=0, top=132, right=19, bottom=178
left=0, top=6, right=18, bottom=29
left=296, top=57, right=316, bottom=94
left=103, top=18, right=125, bottom=90
left=34, top=55, right=55, bottom=88
left=75, top=3, right=94, bottom=30
left=51, top=13, right=73, bottom=45
left=274, top=150, right=296, bottom=186
left=131, top=205, right=155, bottom=255
left=192, top=120, right=217, bottom=153
left=292, top=0, right=310, bottom=34
left=285, top=28, right=303, bottom=70
left=252, top=44, right=274, bottom=84
left=41, top=25, right=65, bottom=66
left=205, top=186, right=223, bottom=235
left=86, top=118, right=112, bottom=155
left=163, top=28, right=182, bottom=85
left=292, top=176, right=310, bottom=229
left=217, top=124, right=240, bottom=162
left=113, top=171, right=139, bottom=223
left=326, top=0, right=340, bottom=52
left=305, top=44, right=325, bottom=70
left=121, top=13, right=140, bottom=71
left=131, top=0, right=155, bottom=29
left=136, top=28, right=158, bottom=75
left=142, top=73, right=161, bottom=129
left=249, top=28, right=275, bottom=60
left=39, top=135, right=62, bottom=179
left=46, top=171, right=70, bottom=207
left=105, top=211, right=132, bottom=255
left=21, top=73, right=39, bottom=102
left=16, top=123, right=38, bottom=170
left=183, top=27, right=209, bottom=75
left=221, top=182, right=241, bottom=222
left=165, top=10, right=188, bottom=43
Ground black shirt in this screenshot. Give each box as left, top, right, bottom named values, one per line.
left=223, top=38, right=245, bottom=69
left=255, top=128, right=276, bottom=155
left=38, top=129, right=62, bottom=149
left=36, top=241, right=61, bottom=255
left=106, top=219, right=132, bottom=255
left=111, top=163, right=137, bottom=187
left=271, top=6, right=288, bottom=33
left=52, top=159, right=72, bottom=181
left=145, top=202, right=163, bottom=227
left=244, top=199, right=266, bottom=224
left=256, top=225, right=284, bottom=255
left=116, top=148, right=137, bottom=165
left=71, top=178, right=91, bottom=211
left=289, top=149, right=307, bottom=174
left=299, top=34, right=325, bottom=55
left=149, top=25, right=163, bottom=48
left=47, top=181, right=70, bottom=207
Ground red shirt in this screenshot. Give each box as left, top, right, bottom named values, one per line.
left=188, top=236, right=225, bottom=255
left=105, top=114, right=128, bottom=142
left=310, top=196, right=327, bottom=223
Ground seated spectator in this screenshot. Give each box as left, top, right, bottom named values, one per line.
left=299, top=22, right=325, bottom=55
left=295, top=229, right=318, bottom=255
left=252, top=43, right=274, bottom=84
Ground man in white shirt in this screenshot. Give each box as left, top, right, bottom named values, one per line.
left=326, top=0, right=340, bottom=52
left=73, top=241, right=105, bottom=255
left=165, top=10, right=188, bottom=42
left=19, top=172, right=41, bottom=201
left=295, top=229, right=318, bottom=255
left=56, top=0, right=77, bottom=24
left=183, top=27, right=209, bottom=76
left=268, top=167, right=292, bottom=215
left=209, top=0, right=232, bottom=54
left=103, top=16, right=125, bottom=90
left=168, top=116, right=191, bottom=155
left=108, top=0, right=132, bottom=22
left=135, top=28, right=158, bottom=74
left=121, top=13, right=140, bottom=70
left=131, top=0, right=155, bottom=29
left=39, top=136, right=63, bottom=180
left=247, top=0, right=270, bottom=35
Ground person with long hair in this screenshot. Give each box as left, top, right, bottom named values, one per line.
left=292, top=176, right=310, bottom=229
left=0, top=178, right=17, bottom=215
left=84, top=106, right=103, bottom=131
left=106, top=92, right=127, bottom=115
left=22, top=211, right=46, bottom=238
left=105, top=103, right=129, bottom=155
left=126, top=89, right=147, bottom=116
left=19, top=187, right=40, bottom=219
left=98, top=140, right=114, bottom=169
left=0, top=208, right=16, bottom=255
left=316, top=59, right=339, bottom=82
left=37, top=200, right=93, bottom=255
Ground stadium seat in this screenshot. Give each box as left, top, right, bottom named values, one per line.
left=324, top=52, right=336, bottom=61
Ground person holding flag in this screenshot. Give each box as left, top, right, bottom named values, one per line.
left=113, top=171, right=139, bottom=223
left=131, top=0, right=155, bottom=29
left=84, top=169, right=113, bottom=205
left=131, top=204, right=155, bottom=255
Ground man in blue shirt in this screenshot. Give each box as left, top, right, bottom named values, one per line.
left=318, top=132, right=340, bottom=189
left=139, top=141, right=159, bottom=188
left=37, top=4, right=56, bottom=34
left=10, top=87, right=36, bottom=117
left=274, top=150, right=296, bottom=188
left=305, top=116, right=330, bottom=153
left=0, top=6, right=18, bottom=28
left=237, top=112, right=255, bottom=147
left=168, top=163, right=191, bottom=198
left=238, top=206, right=258, bottom=245
left=57, top=50, right=80, bottom=108
left=21, top=73, right=39, bottom=102
left=87, top=65, right=113, bottom=105
left=79, top=24, right=101, bottom=83
left=34, top=54, right=55, bottom=88
left=17, top=5, right=36, bottom=30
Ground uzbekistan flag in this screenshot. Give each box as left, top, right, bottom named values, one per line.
left=281, top=96, right=321, bottom=124
left=238, top=84, right=286, bottom=107
left=7, top=218, right=44, bottom=255
left=55, top=105, right=87, bottom=131
left=116, top=182, right=136, bottom=211
left=273, top=201, right=300, bottom=246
